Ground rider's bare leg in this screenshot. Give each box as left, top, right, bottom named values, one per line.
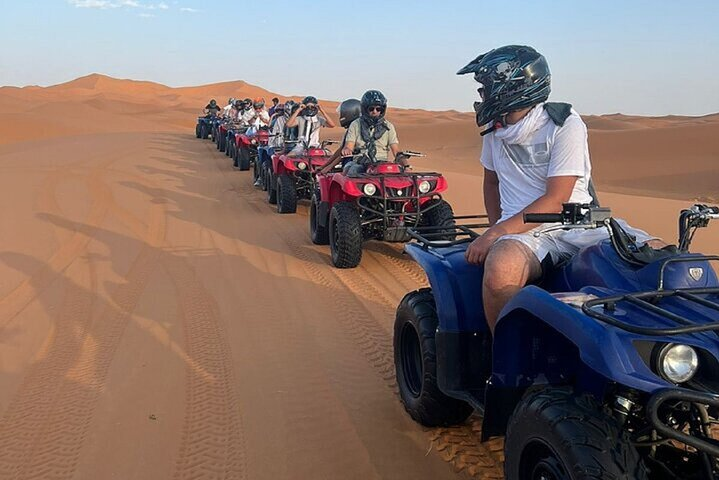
left=482, top=239, right=542, bottom=334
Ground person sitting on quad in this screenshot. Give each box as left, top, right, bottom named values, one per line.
left=203, top=99, right=222, bottom=116
left=285, top=96, right=336, bottom=156
left=229, top=99, right=245, bottom=121
left=340, top=90, right=404, bottom=176
left=222, top=98, right=235, bottom=118
left=268, top=97, right=280, bottom=116
left=457, top=45, right=663, bottom=333
left=268, top=103, right=286, bottom=148
left=242, top=97, right=270, bottom=134
left=318, top=98, right=362, bottom=174
left=282, top=100, right=300, bottom=143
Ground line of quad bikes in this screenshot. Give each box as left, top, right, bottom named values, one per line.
left=196, top=112, right=719, bottom=480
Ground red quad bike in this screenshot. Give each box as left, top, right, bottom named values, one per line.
left=311, top=152, right=455, bottom=268
left=267, top=140, right=339, bottom=214
left=233, top=126, right=269, bottom=172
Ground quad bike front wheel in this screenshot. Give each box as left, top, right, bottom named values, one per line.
left=238, top=145, right=251, bottom=171
left=195, top=124, right=201, bottom=138
left=329, top=202, right=362, bottom=268
left=421, top=199, right=455, bottom=239
left=504, top=388, right=648, bottom=480
left=394, top=288, right=473, bottom=426
left=200, top=123, right=209, bottom=139
left=310, top=191, right=329, bottom=245
left=276, top=174, right=298, bottom=214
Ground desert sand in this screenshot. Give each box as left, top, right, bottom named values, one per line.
left=0, top=74, right=716, bottom=479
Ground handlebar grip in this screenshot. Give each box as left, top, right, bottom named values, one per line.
left=523, top=213, right=563, bottom=224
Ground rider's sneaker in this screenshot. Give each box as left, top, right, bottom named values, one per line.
left=253, top=179, right=262, bottom=187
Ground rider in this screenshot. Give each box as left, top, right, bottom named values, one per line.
left=318, top=98, right=362, bottom=174
left=340, top=90, right=403, bottom=176
left=457, top=45, right=661, bottom=333
left=222, top=98, right=235, bottom=118
left=268, top=103, right=286, bottom=148
left=230, top=99, right=244, bottom=121
left=268, top=97, right=280, bottom=116
left=242, top=97, right=271, bottom=132
left=203, top=99, right=222, bottom=116
left=285, top=96, right=336, bottom=156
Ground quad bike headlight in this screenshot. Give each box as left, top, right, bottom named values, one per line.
left=297, top=161, right=307, bottom=170
left=657, top=344, right=699, bottom=384
left=363, top=183, right=377, bottom=196
left=418, top=180, right=431, bottom=194
left=251, top=139, right=257, bottom=145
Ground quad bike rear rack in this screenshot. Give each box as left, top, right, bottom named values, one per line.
left=583, top=256, right=719, bottom=336
left=406, top=215, right=491, bottom=249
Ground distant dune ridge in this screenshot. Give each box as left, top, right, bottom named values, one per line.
left=1, top=73, right=717, bottom=201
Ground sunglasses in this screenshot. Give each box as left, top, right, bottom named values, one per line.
left=367, top=106, right=385, bottom=113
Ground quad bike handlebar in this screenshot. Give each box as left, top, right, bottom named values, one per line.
left=524, top=204, right=612, bottom=236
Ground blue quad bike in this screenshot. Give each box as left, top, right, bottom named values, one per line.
left=394, top=202, right=719, bottom=479
left=195, top=114, right=220, bottom=140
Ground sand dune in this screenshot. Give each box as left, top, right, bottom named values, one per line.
left=0, top=74, right=716, bottom=479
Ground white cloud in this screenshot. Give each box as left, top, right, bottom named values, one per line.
left=180, top=7, right=199, bottom=13
left=68, top=0, right=170, bottom=10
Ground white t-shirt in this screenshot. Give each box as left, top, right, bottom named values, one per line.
left=222, top=104, right=233, bottom=117
left=481, top=105, right=593, bottom=223
left=269, top=116, right=286, bottom=148
left=241, top=108, right=270, bottom=127
left=296, top=115, right=327, bottom=147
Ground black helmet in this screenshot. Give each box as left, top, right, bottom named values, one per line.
left=242, top=98, right=252, bottom=110
left=457, top=45, right=551, bottom=131
left=228, top=97, right=234, bottom=105
left=233, top=99, right=243, bottom=109
left=209, top=99, right=217, bottom=107
left=301, top=96, right=318, bottom=116
left=360, top=90, right=387, bottom=125
left=337, top=98, right=361, bottom=128
left=284, top=100, right=298, bottom=117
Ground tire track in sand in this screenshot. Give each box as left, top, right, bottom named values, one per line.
left=162, top=251, right=246, bottom=480
left=209, top=139, right=505, bottom=478
left=0, top=194, right=166, bottom=480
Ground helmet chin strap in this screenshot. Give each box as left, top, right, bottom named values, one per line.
left=479, top=114, right=507, bottom=137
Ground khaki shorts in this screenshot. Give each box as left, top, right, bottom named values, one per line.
left=497, top=218, right=657, bottom=265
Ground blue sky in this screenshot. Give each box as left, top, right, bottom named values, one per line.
left=1, top=0, right=717, bottom=115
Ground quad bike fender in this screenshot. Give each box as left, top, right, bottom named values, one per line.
left=482, top=285, right=678, bottom=438
left=237, top=134, right=251, bottom=146
left=404, top=243, right=488, bottom=333
left=494, top=286, right=677, bottom=393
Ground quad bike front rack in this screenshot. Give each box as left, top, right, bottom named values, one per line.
left=354, top=171, right=451, bottom=231
left=407, top=215, right=491, bottom=249
left=583, top=255, right=719, bottom=337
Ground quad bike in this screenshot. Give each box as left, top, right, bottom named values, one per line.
left=233, top=125, right=269, bottom=171
left=266, top=140, right=339, bottom=214
left=394, top=202, right=719, bottom=479
left=195, top=114, right=219, bottom=140
left=224, top=123, right=248, bottom=160
left=311, top=151, right=454, bottom=268
left=215, top=119, right=232, bottom=152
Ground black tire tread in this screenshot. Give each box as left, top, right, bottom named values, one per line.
left=394, top=289, right=473, bottom=427
left=310, top=192, right=329, bottom=245
left=276, top=174, right=297, bottom=214
left=504, top=388, right=648, bottom=480
left=329, top=202, right=362, bottom=268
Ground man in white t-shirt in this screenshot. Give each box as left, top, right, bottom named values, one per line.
left=285, top=96, right=336, bottom=156
left=241, top=97, right=270, bottom=132
left=457, top=45, right=661, bottom=333
left=222, top=98, right=235, bottom=118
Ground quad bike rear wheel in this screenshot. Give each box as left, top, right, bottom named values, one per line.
left=276, top=174, right=298, bottom=214
left=225, top=136, right=231, bottom=156
left=394, top=288, right=473, bottom=426
left=195, top=124, right=201, bottom=138
left=266, top=166, right=277, bottom=205
left=329, top=202, right=362, bottom=268
left=310, top=191, right=329, bottom=245
left=504, top=388, right=648, bottom=480
left=238, top=145, right=251, bottom=171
